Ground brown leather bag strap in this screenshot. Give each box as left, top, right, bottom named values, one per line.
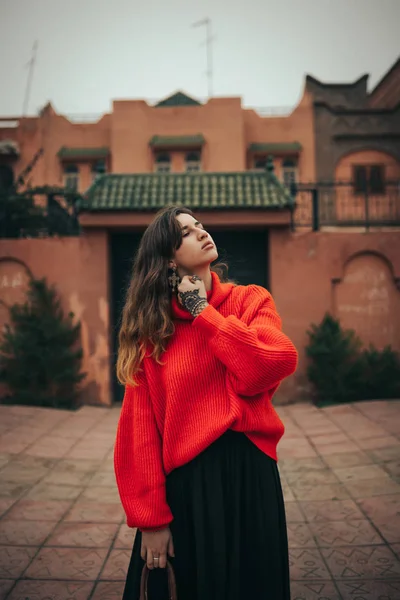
left=139, top=560, right=177, bottom=600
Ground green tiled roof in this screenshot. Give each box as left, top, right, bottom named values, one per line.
left=249, top=142, right=302, bottom=153
left=57, top=147, right=110, bottom=159
left=155, top=92, right=202, bottom=107
left=149, top=135, right=205, bottom=149
left=82, top=169, right=293, bottom=212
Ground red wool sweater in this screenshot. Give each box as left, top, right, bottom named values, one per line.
left=114, top=272, right=298, bottom=531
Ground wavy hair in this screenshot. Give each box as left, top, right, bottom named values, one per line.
left=116, top=205, right=228, bottom=387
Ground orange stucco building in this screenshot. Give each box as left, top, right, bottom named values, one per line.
left=1, top=57, right=399, bottom=405
left=0, top=87, right=315, bottom=191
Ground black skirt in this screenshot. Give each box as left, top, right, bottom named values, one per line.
left=123, top=429, right=290, bottom=600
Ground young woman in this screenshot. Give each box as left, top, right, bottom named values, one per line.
left=114, top=206, right=298, bottom=600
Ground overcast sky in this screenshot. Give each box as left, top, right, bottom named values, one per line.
left=1, top=0, right=399, bottom=118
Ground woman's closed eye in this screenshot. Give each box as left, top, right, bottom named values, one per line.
left=182, top=225, right=205, bottom=237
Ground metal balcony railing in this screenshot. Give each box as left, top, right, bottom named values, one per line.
left=291, top=181, right=400, bottom=230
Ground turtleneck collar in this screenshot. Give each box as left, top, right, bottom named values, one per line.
left=171, top=270, right=235, bottom=321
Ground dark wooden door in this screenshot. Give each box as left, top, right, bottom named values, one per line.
left=110, top=232, right=142, bottom=403
left=210, top=230, right=269, bottom=288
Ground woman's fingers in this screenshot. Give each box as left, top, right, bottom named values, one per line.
left=146, top=548, right=155, bottom=570
left=168, top=536, right=175, bottom=558
left=146, top=549, right=167, bottom=569
left=177, top=275, right=207, bottom=300
left=158, top=551, right=167, bottom=569
left=140, top=541, right=146, bottom=561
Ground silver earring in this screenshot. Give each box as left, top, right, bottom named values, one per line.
left=168, top=266, right=180, bottom=293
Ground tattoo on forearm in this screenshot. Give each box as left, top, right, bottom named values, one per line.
left=191, top=299, right=208, bottom=317
left=178, top=289, right=208, bottom=316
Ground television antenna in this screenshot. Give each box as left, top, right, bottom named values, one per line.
left=23, top=41, right=38, bottom=116
left=192, top=18, right=214, bottom=98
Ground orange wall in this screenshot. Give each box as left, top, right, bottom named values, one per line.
left=1, top=90, right=314, bottom=191
left=244, top=90, right=316, bottom=182
left=111, top=97, right=246, bottom=173
left=2, top=108, right=111, bottom=191
left=0, top=232, right=111, bottom=406
left=269, top=229, right=400, bottom=401
left=334, top=252, right=400, bottom=351
left=2, top=229, right=400, bottom=406
left=38, top=111, right=111, bottom=190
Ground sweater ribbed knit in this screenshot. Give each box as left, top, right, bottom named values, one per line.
left=114, top=271, right=298, bottom=531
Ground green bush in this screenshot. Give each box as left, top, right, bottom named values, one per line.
left=306, top=313, right=400, bottom=404
left=357, top=344, right=400, bottom=401
left=0, top=278, right=86, bottom=409
left=0, top=190, right=47, bottom=238
left=306, top=314, right=363, bottom=404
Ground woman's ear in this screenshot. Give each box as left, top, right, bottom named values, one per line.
left=168, top=260, right=176, bottom=269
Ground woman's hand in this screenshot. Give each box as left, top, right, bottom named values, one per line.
left=141, top=527, right=175, bottom=569
left=177, top=275, right=208, bottom=316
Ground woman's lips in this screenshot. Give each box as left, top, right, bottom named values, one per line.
left=202, top=242, right=214, bottom=250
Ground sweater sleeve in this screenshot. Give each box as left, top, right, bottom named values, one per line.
left=192, top=285, right=298, bottom=397
left=114, top=370, right=173, bottom=531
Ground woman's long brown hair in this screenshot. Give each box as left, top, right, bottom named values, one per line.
left=116, top=205, right=228, bottom=387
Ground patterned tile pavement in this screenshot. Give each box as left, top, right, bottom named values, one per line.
left=0, top=400, right=398, bottom=599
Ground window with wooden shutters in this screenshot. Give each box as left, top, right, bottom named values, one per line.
left=63, top=164, right=79, bottom=191
left=353, top=164, right=385, bottom=194
left=185, top=151, right=201, bottom=173
left=92, top=159, right=106, bottom=182
left=253, top=157, right=267, bottom=171
left=154, top=153, right=171, bottom=173
left=282, top=159, right=298, bottom=189
left=369, top=165, right=385, bottom=194
left=353, top=166, right=368, bottom=193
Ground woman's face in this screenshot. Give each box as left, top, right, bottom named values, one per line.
left=171, top=213, right=218, bottom=274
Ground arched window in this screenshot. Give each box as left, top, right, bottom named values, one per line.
left=0, top=165, right=14, bottom=191
left=63, top=164, right=79, bottom=191
left=154, top=153, right=171, bottom=173
left=92, top=159, right=106, bottom=182
left=282, top=159, right=298, bottom=189
left=185, top=151, right=201, bottom=173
